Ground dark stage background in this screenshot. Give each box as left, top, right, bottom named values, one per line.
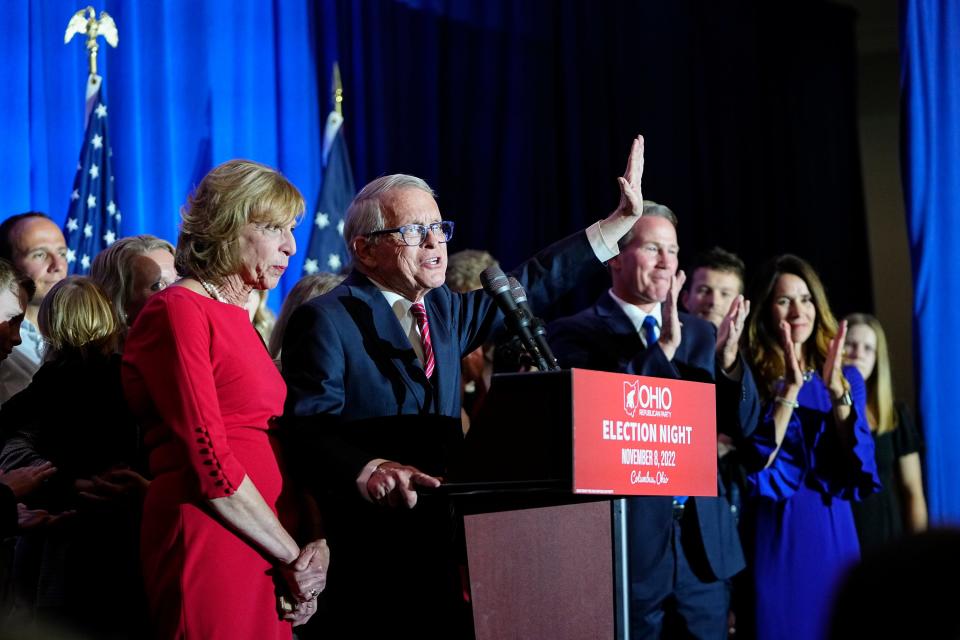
left=329, top=0, right=872, bottom=318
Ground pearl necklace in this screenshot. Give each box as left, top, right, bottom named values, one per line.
left=198, top=278, right=228, bottom=304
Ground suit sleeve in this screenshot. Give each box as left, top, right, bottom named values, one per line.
left=548, top=314, right=682, bottom=379
left=716, top=355, right=761, bottom=441
left=124, top=296, right=245, bottom=499
left=281, top=301, right=375, bottom=491
left=459, top=230, right=604, bottom=356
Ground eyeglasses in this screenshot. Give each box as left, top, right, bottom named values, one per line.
left=366, top=220, right=455, bottom=247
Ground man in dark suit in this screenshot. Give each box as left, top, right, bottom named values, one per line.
left=282, top=137, right=648, bottom=636
left=548, top=202, right=759, bottom=639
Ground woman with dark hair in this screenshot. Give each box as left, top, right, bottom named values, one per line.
left=844, top=312, right=928, bottom=552
left=740, top=254, right=879, bottom=640
left=122, top=160, right=327, bottom=639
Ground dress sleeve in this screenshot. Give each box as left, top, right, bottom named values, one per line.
left=808, top=366, right=881, bottom=501
left=124, top=294, right=245, bottom=499
left=745, top=402, right=807, bottom=501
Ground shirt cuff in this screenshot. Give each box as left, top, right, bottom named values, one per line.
left=719, top=354, right=744, bottom=381
left=356, top=458, right=389, bottom=502
left=586, top=221, right=620, bottom=263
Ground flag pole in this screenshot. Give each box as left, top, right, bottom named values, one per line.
left=332, top=62, right=343, bottom=116
left=62, top=6, right=122, bottom=273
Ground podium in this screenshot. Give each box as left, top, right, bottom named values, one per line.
left=443, top=369, right=717, bottom=640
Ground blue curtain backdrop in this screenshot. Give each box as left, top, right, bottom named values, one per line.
left=901, top=0, right=960, bottom=525
left=3, top=0, right=874, bottom=317
left=0, top=0, right=345, bottom=306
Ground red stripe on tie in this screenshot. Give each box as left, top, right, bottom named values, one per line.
left=411, top=302, right=435, bottom=379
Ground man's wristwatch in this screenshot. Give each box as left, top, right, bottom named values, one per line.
left=834, top=390, right=853, bottom=406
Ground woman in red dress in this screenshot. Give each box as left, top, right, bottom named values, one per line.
left=122, top=160, right=328, bottom=639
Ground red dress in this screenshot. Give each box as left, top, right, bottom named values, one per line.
left=122, top=287, right=297, bottom=640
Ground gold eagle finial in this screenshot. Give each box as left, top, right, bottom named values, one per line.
left=65, top=7, right=119, bottom=76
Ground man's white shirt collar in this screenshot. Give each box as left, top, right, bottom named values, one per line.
left=367, top=277, right=425, bottom=362
left=607, top=289, right=662, bottom=347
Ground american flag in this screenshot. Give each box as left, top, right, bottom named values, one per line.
left=302, top=108, right=355, bottom=276
left=63, top=76, right=121, bottom=274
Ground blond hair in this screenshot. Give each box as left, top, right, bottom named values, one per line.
left=90, top=234, right=175, bottom=327
left=249, top=289, right=277, bottom=344
left=446, top=250, right=498, bottom=293
left=176, top=159, right=305, bottom=283
left=845, top=313, right=897, bottom=434
left=38, top=276, right=118, bottom=359
left=269, top=272, right=346, bottom=359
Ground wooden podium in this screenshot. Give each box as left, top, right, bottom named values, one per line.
left=442, top=369, right=717, bottom=640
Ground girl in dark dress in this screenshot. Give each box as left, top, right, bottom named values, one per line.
left=844, top=313, right=928, bottom=552
left=0, top=276, right=147, bottom=637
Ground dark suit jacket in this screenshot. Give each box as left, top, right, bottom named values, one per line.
left=280, top=231, right=607, bottom=636
left=282, top=229, right=604, bottom=489
left=548, top=291, right=760, bottom=581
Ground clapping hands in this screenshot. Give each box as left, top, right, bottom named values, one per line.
left=823, top=320, right=849, bottom=400
left=716, top=295, right=750, bottom=372
left=658, top=270, right=687, bottom=361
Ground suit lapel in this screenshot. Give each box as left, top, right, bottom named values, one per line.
left=595, top=292, right=651, bottom=367
left=344, top=274, right=428, bottom=410
left=595, top=292, right=644, bottom=342
left=424, top=291, right=455, bottom=412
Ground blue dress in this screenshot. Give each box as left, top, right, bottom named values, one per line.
left=742, top=366, right=880, bottom=640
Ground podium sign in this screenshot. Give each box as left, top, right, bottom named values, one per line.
left=571, top=368, right=717, bottom=496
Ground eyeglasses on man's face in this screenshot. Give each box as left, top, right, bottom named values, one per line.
left=366, top=220, right=455, bottom=247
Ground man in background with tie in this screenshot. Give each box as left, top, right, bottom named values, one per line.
left=548, top=201, right=760, bottom=639
left=281, top=137, right=649, bottom=637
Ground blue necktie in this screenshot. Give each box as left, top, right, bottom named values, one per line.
left=642, top=316, right=687, bottom=506
left=641, top=315, right=659, bottom=348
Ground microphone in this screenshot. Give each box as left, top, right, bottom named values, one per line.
left=479, top=266, right=550, bottom=371
left=508, top=277, right=560, bottom=371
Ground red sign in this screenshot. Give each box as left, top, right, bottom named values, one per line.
left=570, top=368, right=717, bottom=496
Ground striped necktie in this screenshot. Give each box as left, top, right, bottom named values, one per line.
left=411, top=302, right=435, bottom=379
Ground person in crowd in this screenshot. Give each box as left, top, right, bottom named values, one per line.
left=268, top=272, right=345, bottom=362
left=90, top=234, right=177, bottom=339
left=281, top=136, right=649, bottom=637
left=0, top=213, right=68, bottom=404
left=681, top=246, right=747, bottom=329
left=740, top=254, right=879, bottom=640
left=0, top=276, right=146, bottom=637
left=844, top=312, right=928, bottom=551
left=246, top=288, right=277, bottom=345
left=122, top=159, right=328, bottom=639
left=445, top=249, right=498, bottom=293
left=681, top=246, right=750, bottom=479
left=0, top=464, right=60, bottom=538
left=680, top=245, right=752, bottom=637
left=445, top=249, right=499, bottom=431
left=0, top=259, right=33, bottom=370
left=0, top=264, right=61, bottom=537
left=827, top=527, right=960, bottom=640
left=548, top=203, right=759, bottom=639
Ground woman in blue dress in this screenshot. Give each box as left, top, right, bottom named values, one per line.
left=740, top=255, right=880, bottom=640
